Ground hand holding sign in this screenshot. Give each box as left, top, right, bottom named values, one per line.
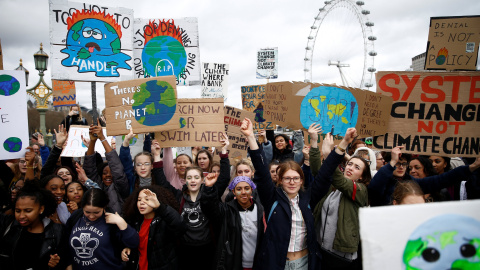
left=123, top=127, right=136, bottom=147
left=220, top=132, right=229, bottom=154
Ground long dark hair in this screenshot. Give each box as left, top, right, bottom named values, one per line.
left=409, top=156, right=437, bottom=178
left=123, top=185, right=180, bottom=223
left=54, top=166, right=78, bottom=182
left=348, top=157, right=372, bottom=186
left=195, top=149, right=213, bottom=171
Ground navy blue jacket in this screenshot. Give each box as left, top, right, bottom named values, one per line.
left=249, top=147, right=342, bottom=270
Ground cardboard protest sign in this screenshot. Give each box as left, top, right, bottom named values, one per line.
left=0, top=70, right=28, bottom=159
left=360, top=200, right=480, bottom=270
left=374, top=71, right=480, bottom=157
left=425, top=16, right=480, bottom=71
left=264, top=82, right=392, bottom=138
left=104, top=75, right=180, bottom=136
left=133, top=17, right=200, bottom=86
left=115, top=134, right=145, bottom=157
left=49, top=0, right=134, bottom=82
left=201, top=63, right=229, bottom=101
left=221, top=106, right=255, bottom=163
left=61, top=125, right=114, bottom=157
left=256, top=47, right=278, bottom=79
left=155, top=98, right=224, bottom=147
left=52, top=80, right=76, bottom=107
left=241, top=84, right=274, bottom=130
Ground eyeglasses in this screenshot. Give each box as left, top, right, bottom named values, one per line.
left=282, top=176, right=302, bottom=183
left=135, top=162, right=151, bottom=167
left=395, top=162, right=408, bottom=168
left=19, top=160, right=27, bottom=164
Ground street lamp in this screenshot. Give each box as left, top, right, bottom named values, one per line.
left=16, top=43, right=53, bottom=140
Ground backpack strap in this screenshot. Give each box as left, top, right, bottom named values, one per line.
left=267, top=201, right=278, bottom=223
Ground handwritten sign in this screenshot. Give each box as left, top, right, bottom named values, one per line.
left=104, top=75, right=180, bottom=136
left=360, top=200, right=480, bottom=270
left=374, top=71, right=480, bottom=157
left=201, top=62, right=229, bottom=101
left=61, top=125, right=114, bottom=157
left=220, top=106, right=255, bottom=163
left=155, top=98, right=224, bottom=147
left=425, top=16, right=480, bottom=71
left=241, top=84, right=274, bottom=130
left=49, top=1, right=134, bottom=81
left=133, top=17, right=200, bottom=86
left=52, top=80, right=76, bottom=107
left=256, top=47, right=278, bottom=79
left=0, top=70, right=28, bottom=160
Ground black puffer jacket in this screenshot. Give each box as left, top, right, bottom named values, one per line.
left=0, top=214, right=67, bottom=270
left=201, top=185, right=265, bottom=270
left=126, top=204, right=186, bottom=270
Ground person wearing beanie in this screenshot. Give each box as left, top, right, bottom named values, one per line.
left=200, top=174, right=265, bottom=270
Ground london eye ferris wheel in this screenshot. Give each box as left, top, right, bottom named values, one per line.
left=304, top=0, right=377, bottom=90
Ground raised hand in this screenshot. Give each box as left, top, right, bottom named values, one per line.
left=121, top=248, right=131, bottom=262
left=37, top=133, right=45, bottom=147
left=151, top=140, right=162, bottom=157
left=220, top=132, right=230, bottom=154
left=55, top=124, right=68, bottom=148
left=343, top=128, right=358, bottom=145
left=302, top=145, right=310, bottom=161
left=75, top=163, right=88, bottom=185
left=322, top=133, right=335, bottom=158
left=307, top=123, right=322, bottom=142
left=240, top=118, right=254, bottom=137
left=89, top=119, right=105, bottom=140
left=81, top=134, right=90, bottom=148
left=389, top=146, right=404, bottom=167
left=204, top=173, right=219, bottom=187
left=123, top=127, right=135, bottom=147
left=142, top=189, right=160, bottom=209
left=258, top=129, right=266, bottom=144
left=25, top=147, right=36, bottom=166
left=48, top=254, right=60, bottom=268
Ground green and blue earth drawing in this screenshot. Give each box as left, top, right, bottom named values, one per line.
left=3, top=137, right=22, bottom=153
left=132, top=80, right=176, bottom=126
left=61, top=14, right=131, bottom=77
left=403, top=214, right=480, bottom=270
left=121, top=134, right=138, bottom=146
left=300, top=86, right=358, bottom=136
left=0, top=75, right=20, bottom=96
left=142, top=36, right=187, bottom=79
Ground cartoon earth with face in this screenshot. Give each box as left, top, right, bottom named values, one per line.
left=403, top=214, right=480, bottom=270
left=61, top=10, right=131, bottom=77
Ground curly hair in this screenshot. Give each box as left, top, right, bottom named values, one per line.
left=15, top=180, right=57, bottom=219
left=123, top=185, right=180, bottom=223
left=409, top=156, right=438, bottom=177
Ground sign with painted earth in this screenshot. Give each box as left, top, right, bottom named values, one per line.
left=300, top=86, right=358, bottom=136
left=403, top=214, right=480, bottom=269
left=132, top=80, right=177, bottom=126
left=142, top=36, right=187, bottom=78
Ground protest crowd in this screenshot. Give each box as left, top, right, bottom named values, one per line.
left=1, top=109, right=479, bottom=270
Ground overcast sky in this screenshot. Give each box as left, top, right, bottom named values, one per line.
left=1, top=0, right=479, bottom=111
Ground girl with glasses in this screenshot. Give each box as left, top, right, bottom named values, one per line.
left=240, top=119, right=349, bottom=270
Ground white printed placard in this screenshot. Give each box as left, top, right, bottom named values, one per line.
left=0, top=70, right=29, bottom=160
left=62, top=125, right=114, bottom=157
left=256, top=47, right=278, bottom=79
left=201, top=62, right=229, bottom=101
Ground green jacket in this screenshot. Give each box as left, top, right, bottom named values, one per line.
left=309, top=147, right=368, bottom=253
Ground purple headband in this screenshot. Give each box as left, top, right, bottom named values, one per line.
left=228, top=176, right=257, bottom=191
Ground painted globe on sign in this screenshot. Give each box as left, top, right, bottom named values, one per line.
left=403, top=214, right=480, bottom=270
left=121, top=135, right=138, bottom=146
left=132, top=80, right=177, bottom=126
left=300, top=86, right=358, bottom=137
left=0, top=75, right=21, bottom=96
left=142, top=36, right=187, bottom=78
left=3, top=137, right=22, bottom=152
